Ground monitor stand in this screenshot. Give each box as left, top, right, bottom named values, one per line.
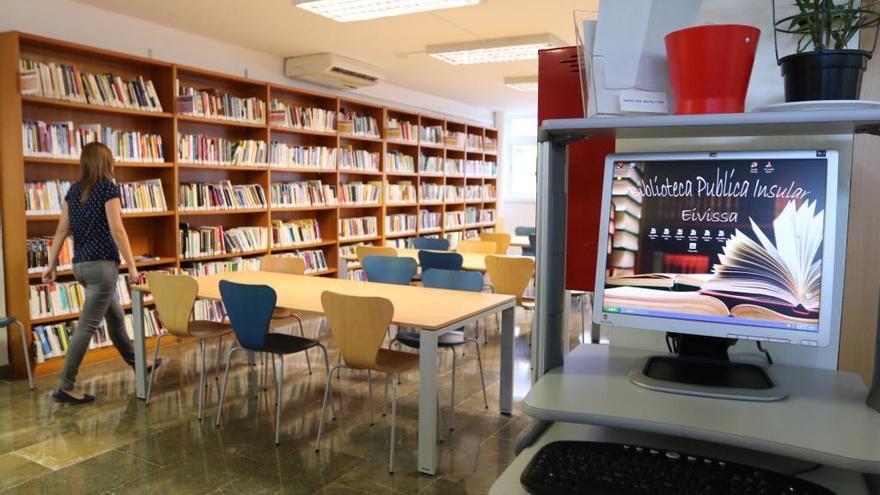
left=628, top=334, right=789, bottom=402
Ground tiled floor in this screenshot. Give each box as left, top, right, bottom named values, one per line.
left=0, top=306, right=589, bottom=494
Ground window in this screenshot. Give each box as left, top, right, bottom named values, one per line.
left=503, top=114, right=538, bottom=201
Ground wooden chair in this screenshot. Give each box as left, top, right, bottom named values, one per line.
left=260, top=255, right=313, bottom=375
left=356, top=245, right=397, bottom=262
left=145, top=273, right=234, bottom=420
left=316, top=291, right=418, bottom=473
left=485, top=255, right=537, bottom=340
left=480, top=232, right=511, bottom=254
left=456, top=239, right=497, bottom=254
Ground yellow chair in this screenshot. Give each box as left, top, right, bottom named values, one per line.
left=145, top=273, right=233, bottom=420
left=456, top=239, right=496, bottom=254
left=480, top=232, right=511, bottom=254
left=484, top=255, right=536, bottom=309
left=260, top=255, right=313, bottom=375
left=356, top=245, right=397, bottom=262
left=315, top=291, right=418, bottom=473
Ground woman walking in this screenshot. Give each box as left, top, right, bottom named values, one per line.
left=43, top=142, right=148, bottom=404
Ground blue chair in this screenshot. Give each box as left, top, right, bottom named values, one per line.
left=392, top=269, right=488, bottom=430
left=412, top=236, right=449, bottom=251
left=215, top=281, right=331, bottom=445
left=1, top=317, right=33, bottom=390
left=418, top=250, right=463, bottom=272
left=515, top=226, right=536, bottom=256
left=362, top=256, right=417, bottom=285
left=527, top=233, right=536, bottom=257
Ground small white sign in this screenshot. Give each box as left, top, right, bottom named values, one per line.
left=618, top=90, right=669, bottom=113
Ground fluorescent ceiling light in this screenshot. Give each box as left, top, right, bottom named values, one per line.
left=427, top=34, right=563, bottom=65
left=295, top=0, right=484, bottom=22
left=504, top=76, right=538, bottom=92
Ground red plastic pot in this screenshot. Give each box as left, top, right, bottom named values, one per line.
left=665, top=24, right=760, bottom=114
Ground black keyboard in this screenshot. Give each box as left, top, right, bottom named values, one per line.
left=521, top=441, right=836, bottom=495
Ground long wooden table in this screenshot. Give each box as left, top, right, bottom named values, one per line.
left=131, top=271, right=516, bottom=475
left=510, top=235, right=530, bottom=248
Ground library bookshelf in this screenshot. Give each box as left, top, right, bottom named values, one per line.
left=0, top=32, right=500, bottom=378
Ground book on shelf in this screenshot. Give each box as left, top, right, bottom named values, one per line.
left=465, top=206, right=479, bottom=226
left=27, top=236, right=73, bottom=274
left=445, top=158, right=464, bottom=176
left=279, top=250, right=328, bottom=274
left=420, top=125, right=443, bottom=144
left=386, top=118, right=417, bottom=142
left=466, top=133, right=483, bottom=150
left=177, top=134, right=268, bottom=166
left=339, top=145, right=380, bottom=172
left=444, top=185, right=464, bottom=202
left=29, top=281, right=84, bottom=319
left=385, top=181, right=416, bottom=204
left=270, top=180, right=337, bottom=208
left=337, top=110, right=380, bottom=137
left=445, top=231, right=464, bottom=247
left=193, top=299, right=226, bottom=322
left=419, top=210, right=441, bottom=230
left=270, top=143, right=336, bottom=170
left=338, top=242, right=371, bottom=258
left=445, top=211, right=465, bottom=229
left=339, top=181, right=381, bottom=205
left=19, top=59, right=163, bottom=112
left=22, top=121, right=163, bottom=162
left=269, top=100, right=336, bottom=132
left=178, top=224, right=267, bottom=258
left=272, top=219, right=322, bottom=247
left=385, top=213, right=417, bottom=235
left=181, top=257, right=261, bottom=277
left=465, top=229, right=480, bottom=240
left=338, top=216, right=378, bottom=240
left=385, top=237, right=414, bottom=249
left=24, top=180, right=72, bottom=216
left=419, top=183, right=443, bottom=202
left=419, top=154, right=443, bottom=174
left=178, top=181, right=266, bottom=210
left=479, top=208, right=495, bottom=226
left=465, top=185, right=483, bottom=201
left=484, top=136, right=498, bottom=152
left=481, top=184, right=496, bottom=201
left=464, top=160, right=496, bottom=178
left=177, top=83, right=265, bottom=124
left=385, top=151, right=415, bottom=173
left=444, top=131, right=466, bottom=148
left=119, top=179, right=168, bottom=213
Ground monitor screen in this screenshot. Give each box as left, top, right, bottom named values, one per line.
left=593, top=150, right=839, bottom=346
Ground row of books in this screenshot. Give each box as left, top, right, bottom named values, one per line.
left=270, top=143, right=336, bottom=170
left=465, top=207, right=480, bottom=226
left=446, top=231, right=463, bottom=247
left=446, top=158, right=464, bottom=176
left=446, top=185, right=464, bottom=202
left=24, top=180, right=71, bottom=216
left=386, top=151, right=415, bottom=173
left=178, top=181, right=266, bottom=211
left=461, top=184, right=497, bottom=202
left=177, top=135, right=268, bottom=166
left=421, top=125, right=443, bottom=144
left=27, top=237, right=73, bottom=274
left=386, top=119, right=417, bottom=142
left=283, top=250, right=328, bottom=273
left=339, top=147, right=380, bottom=171
left=420, top=210, right=441, bottom=230
left=179, top=225, right=268, bottom=258
left=446, top=211, right=465, bottom=229
left=445, top=131, right=466, bottom=148
left=270, top=180, right=337, bottom=208
left=272, top=219, right=322, bottom=247
left=385, top=237, right=413, bottom=249
left=338, top=111, right=380, bottom=137
left=484, top=136, right=498, bottom=151
left=386, top=214, right=416, bottom=235
left=386, top=182, right=416, bottom=204
left=269, top=100, right=336, bottom=132
left=419, top=155, right=443, bottom=174
left=29, top=281, right=85, bottom=319
left=22, top=121, right=165, bottom=163
left=19, top=59, right=163, bottom=112
left=467, top=133, right=484, bottom=150
left=479, top=208, right=496, bottom=225
left=32, top=308, right=164, bottom=363
left=181, top=257, right=261, bottom=277
left=119, top=179, right=168, bottom=213
left=339, top=181, right=381, bottom=205
left=177, top=84, right=265, bottom=123
left=420, top=183, right=444, bottom=202
left=464, top=160, right=497, bottom=178
left=465, top=229, right=481, bottom=240
left=338, top=216, right=378, bottom=240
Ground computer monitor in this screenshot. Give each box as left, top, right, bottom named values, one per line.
left=592, top=150, right=840, bottom=400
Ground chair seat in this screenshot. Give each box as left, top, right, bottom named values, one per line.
left=395, top=329, right=467, bottom=348
left=187, top=320, right=234, bottom=338
left=375, top=348, right=420, bottom=374
left=262, top=333, right=320, bottom=355
left=521, top=300, right=536, bottom=310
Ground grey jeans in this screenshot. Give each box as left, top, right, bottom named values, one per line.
left=58, top=260, right=135, bottom=390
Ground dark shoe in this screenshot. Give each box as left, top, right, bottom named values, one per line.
left=52, top=389, right=95, bottom=404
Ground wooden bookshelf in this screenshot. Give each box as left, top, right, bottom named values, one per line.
left=0, top=31, right=500, bottom=378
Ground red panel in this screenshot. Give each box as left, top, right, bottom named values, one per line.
left=538, top=47, right=616, bottom=291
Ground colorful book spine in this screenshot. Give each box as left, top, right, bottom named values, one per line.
left=269, top=143, right=336, bottom=169
left=481, top=184, right=496, bottom=201
left=386, top=182, right=417, bottom=204
left=445, top=158, right=464, bottom=176
left=178, top=181, right=266, bottom=211
left=272, top=219, right=322, bottom=247
left=270, top=181, right=337, bottom=208
left=339, top=146, right=380, bottom=172
left=177, top=134, right=268, bottom=166
left=419, top=183, right=443, bottom=203
left=32, top=308, right=164, bottom=362
left=444, top=131, right=466, bottom=148
left=269, top=100, right=336, bottom=131
left=385, top=151, right=415, bottom=173
left=420, top=125, right=443, bottom=144
left=22, top=122, right=165, bottom=162
left=445, top=211, right=465, bottom=229
left=177, top=83, right=265, bottom=123
left=24, top=180, right=72, bottom=216
left=28, top=281, right=85, bottom=319
left=385, top=237, right=414, bottom=249
left=465, top=160, right=497, bottom=178
left=445, top=185, right=464, bottom=202
left=338, top=216, right=378, bottom=240
left=339, top=181, right=381, bottom=205
left=119, top=179, right=168, bottom=213
left=466, top=133, right=484, bottom=150
left=385, top=214, right=417, bottom=235
left=419, top=210, right=441, bottom=231
left=480, top=208, right=496, bottom=225
left=419, top=154, right=443, bottom=174
left=465, top=206, right=479, bottom=226
left=178, top=225, right=267, bottom=258
left=484, top=136, right=498, bottom=152
left=281, top=250, right=328, bottom=274
left=27, top=237, right=73, bottom=274
left=465, top=185, right=483, bottom=201
left=181, top=257, right=261, bottom=276
left=338, top=110, right=380, bottom=137
left=385, top=119, right=417, bottom=142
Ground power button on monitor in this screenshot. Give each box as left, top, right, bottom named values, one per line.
left=800, top=340, right=818, bottom=347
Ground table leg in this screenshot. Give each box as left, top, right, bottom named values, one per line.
left=418, top=328, right=439, bottom=475
left=500, top=305, right=514, bottom=415
left=133, top=289, right=148, bottom=399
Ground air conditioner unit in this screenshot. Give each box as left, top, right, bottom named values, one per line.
left=284, top=53, right=384, bottom=90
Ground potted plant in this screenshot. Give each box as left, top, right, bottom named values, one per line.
left=774, top=0, right=880, bottom=101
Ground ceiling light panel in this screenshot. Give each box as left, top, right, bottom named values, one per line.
left=427, top=34, right=563, bottom=65
left=504, top=76, right=539, bottom=92
left=295, top=0, right=484, bottom=22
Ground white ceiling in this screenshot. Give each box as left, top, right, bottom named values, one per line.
left=70, top=0, right=598, bottom=114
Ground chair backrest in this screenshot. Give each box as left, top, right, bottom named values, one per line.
left=260, top=254, right=306, bottom=275
left=321, top=291, right=393, bottom=370
left=514, top=226, right=536, bottom=236
left=147, top=273, right=198, bottom=337
left=218, top=281, right=277, bottom=351
left=485, top=255, right=536, bottom=305
left=523, top=233, right=536, bottom=257
left=356, top=245, right=397, bottom=262
left=421, top=268, right=483, bottom=293
left=456, top=239, right=497, bottom=254
left=412, top=236, right=449, bottom=251
left=418, top=250, right=463, bottom=272
left=480, top=232, right=511, bottom=254
left=362, top=255, right=417, bottom=285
